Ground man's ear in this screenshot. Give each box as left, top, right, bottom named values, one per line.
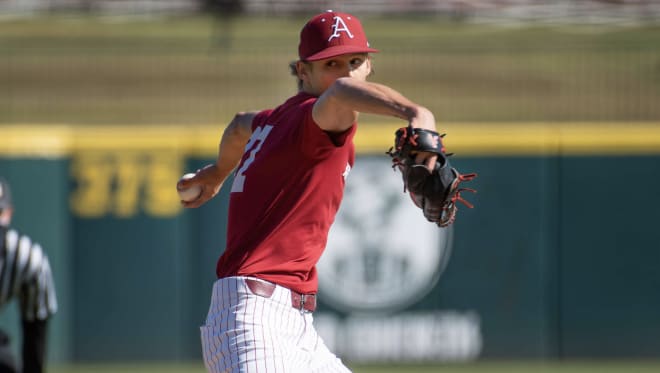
left=296, top=60, right=310, bottom=81
left=365, top=57, right=373, bottom=75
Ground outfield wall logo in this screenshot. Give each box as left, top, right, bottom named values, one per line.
left=317, top=156, right=482, bottom=362
left=319, top=156, right=452, bottom=313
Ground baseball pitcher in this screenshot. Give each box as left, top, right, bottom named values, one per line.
left=178, top=10, right=476, bottom=373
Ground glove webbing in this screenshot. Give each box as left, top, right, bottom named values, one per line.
left=448, top=171, right=478, bottom=209
left=437, top=170, right=477, bottom=227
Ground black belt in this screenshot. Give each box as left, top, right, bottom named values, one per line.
left=245, top=278, right=317, bottom=312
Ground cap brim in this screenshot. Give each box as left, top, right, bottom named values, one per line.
left=304, top=45, right=379, bottom=61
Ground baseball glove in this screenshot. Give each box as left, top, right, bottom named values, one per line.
left=387, top=125, right=477, bottom=227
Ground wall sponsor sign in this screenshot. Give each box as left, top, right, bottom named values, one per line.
left=69, top=150, right=184, bottom=218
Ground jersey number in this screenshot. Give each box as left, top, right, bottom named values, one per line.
left=231, top=125, right=273, bottom=193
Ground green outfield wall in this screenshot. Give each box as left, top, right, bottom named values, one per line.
left=1, top=123, right=660, bottom=363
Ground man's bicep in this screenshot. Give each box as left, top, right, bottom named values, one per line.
left=233, top=111, right=259, bottom=136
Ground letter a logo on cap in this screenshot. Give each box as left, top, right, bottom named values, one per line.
left=328, top=16, right=354, bottom=41
left=298, top=11, right=378, bottom=61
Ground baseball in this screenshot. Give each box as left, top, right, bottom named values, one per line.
left=177, top=173, right=202, bottom=202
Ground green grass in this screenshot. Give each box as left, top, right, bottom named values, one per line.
left=1, top=14, right=660, bottom=124
left=48, top=360, right=660, bottom=373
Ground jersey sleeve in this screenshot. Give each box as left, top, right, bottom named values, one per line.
left=1, top=229, right=58, bottom=322
left=18, top=241, right=58, bottom=321
left=298, top=100, right=356, bottom=158
left=251, top=109, right=274, bottom=132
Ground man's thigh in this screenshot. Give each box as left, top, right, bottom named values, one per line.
left=201, top=277, right=309, bottom=373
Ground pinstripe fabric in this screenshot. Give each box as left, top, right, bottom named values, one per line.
left=0, top=227, right=57, bottom=321
left=201, top=276, right=351, bottom=373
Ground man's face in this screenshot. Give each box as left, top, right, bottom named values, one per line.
left=299, top=53, right=372, bottom=95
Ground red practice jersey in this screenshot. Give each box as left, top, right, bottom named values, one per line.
left=216, top=92, right=356, bottom=294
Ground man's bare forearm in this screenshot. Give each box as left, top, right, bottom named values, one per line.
left=314, top=77, right=436, bottom=132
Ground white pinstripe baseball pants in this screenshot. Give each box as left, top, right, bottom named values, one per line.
left=200, top=276, right=351, bottom=373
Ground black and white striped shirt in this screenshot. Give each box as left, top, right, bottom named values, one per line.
left=0, top=226, right=57, bottom=321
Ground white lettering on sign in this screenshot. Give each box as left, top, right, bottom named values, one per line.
left=315, top=311, right=482, bottom=362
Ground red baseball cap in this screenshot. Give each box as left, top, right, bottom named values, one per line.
left=298, top=11, right=379, bottom=61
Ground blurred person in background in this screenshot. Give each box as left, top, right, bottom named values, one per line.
left=206, top=0, right=244, bottom=48
left=179, top=10, right=440, bottom=373
left=0, top=178, right=57, bottom=373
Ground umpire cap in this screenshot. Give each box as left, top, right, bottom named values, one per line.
left=0, top=177, right=12, bottom=209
